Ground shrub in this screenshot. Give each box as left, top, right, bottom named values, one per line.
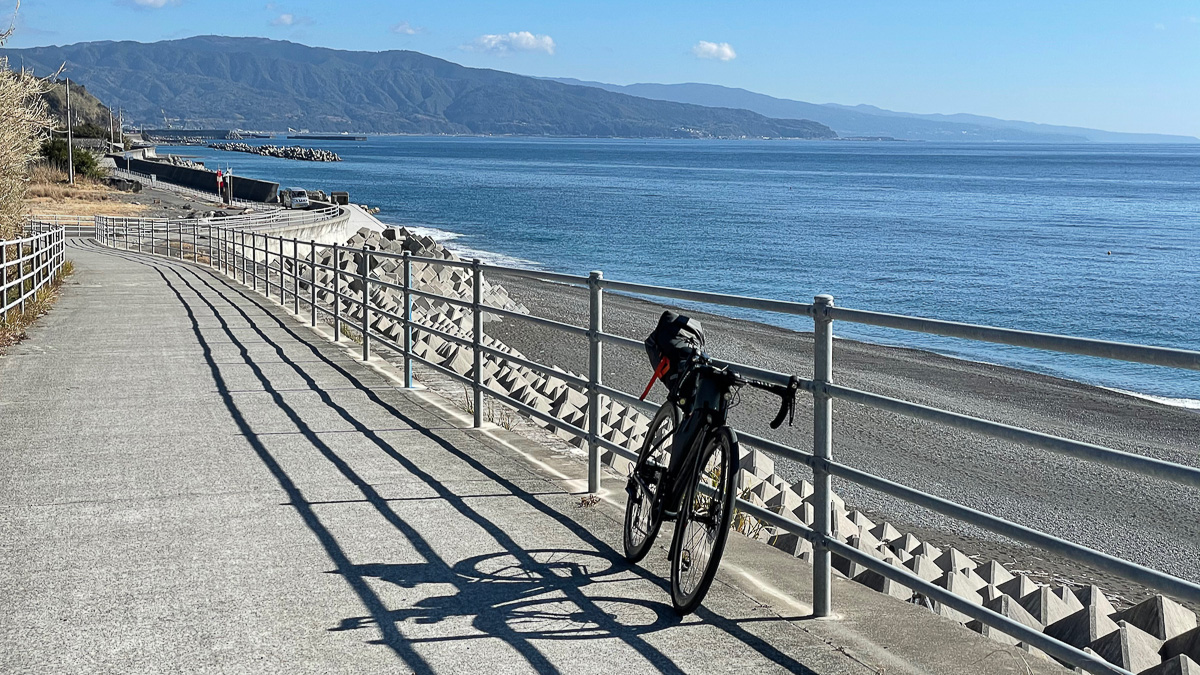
left=39, top=138, right=106, bottom=181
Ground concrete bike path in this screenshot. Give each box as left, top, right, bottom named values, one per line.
left=0, top=241, right=1062, bottom=674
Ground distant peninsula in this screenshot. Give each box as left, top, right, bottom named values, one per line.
left=1, top=36, right=836, bottom=140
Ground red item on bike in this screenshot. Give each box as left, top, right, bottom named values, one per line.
left=640, top=357, right=671, bottom=400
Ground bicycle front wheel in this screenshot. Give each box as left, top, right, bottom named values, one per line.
left=669, top=425, right=738, bottom=615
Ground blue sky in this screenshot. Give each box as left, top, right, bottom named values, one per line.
left=7, top=0, right=1200, bottom=136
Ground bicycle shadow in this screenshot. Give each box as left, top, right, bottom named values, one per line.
left=335, top=550, right=678, bottom=643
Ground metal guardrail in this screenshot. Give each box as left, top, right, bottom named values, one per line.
left=94, top=205, right=342, bottom=236
left=2, top=224, right=67, bottom=323
left=25, top=214, right=95, bottom=238
left=91, top=216, right=1200, bottom=675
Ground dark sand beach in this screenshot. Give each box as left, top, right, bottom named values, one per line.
left=482, top=270, right=1200, bottom=609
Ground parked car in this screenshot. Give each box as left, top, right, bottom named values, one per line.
left=280, top=188, right=310, bottom=209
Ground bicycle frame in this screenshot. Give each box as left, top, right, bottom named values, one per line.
left=636, top=362, right=739, bottom=519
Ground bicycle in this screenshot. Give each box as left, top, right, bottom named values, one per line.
left=623, top=311, right=799, bottom=614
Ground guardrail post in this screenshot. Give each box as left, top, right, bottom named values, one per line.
left=19, top=241, right=26, bottom=314
left=1, top=243, right=7, bottom=324
left=239, top=230, right=246, bottom=285
left=587, top=270, right=604, bottom=493
left=359, top=247, right=371, bottom=362
left=332, top=244, right=341, bottom=341
left=269, top=236, right=277, bottom=302
left=292, top=239, right=300, bottom=315
left=812, top=293, right=835, bottom=618
left=472, top=258, right=484, bottom=428
left=309, top=241, right=318, bottom=327
left=272, top=236, right=278, bottom=300
left=403, top=252, right=413, bottom=388
left=252, top=233, right=259, bottom=292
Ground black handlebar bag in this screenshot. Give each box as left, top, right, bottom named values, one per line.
left=644, top=311, right=705, bottom=395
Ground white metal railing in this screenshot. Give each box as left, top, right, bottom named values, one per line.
left=92, top=216, right=1200, bottom=675
left=94, top=205, right=341, bottom=236
left=26, top=214, right=95, bottom=238
left=2, top=224, right=67, bottom=322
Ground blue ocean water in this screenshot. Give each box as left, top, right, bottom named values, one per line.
left=166, top=137, right=1200, bottom=403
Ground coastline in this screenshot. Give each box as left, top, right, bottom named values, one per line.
left=392, top=221, right=1200, bottom=410
left=480, top=266, right=1200, bottom=609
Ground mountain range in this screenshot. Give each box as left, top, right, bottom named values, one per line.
left=550, top=80, right=1198, bottom=144
left=5, top=36, right=1193, bottom=143
left=1, top=36, right=834, bottom=139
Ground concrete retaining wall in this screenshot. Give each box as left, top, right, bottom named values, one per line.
left=121, top=157, right=279, bottom=203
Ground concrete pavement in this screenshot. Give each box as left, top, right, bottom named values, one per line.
left=0, top=240, right=1066, bottom=674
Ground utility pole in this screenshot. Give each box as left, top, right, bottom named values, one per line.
left=109, top=110, right=115, bottom=151
left=65, top=78, right=75, bottom=185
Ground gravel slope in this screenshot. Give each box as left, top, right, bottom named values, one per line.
left=485, top=271, right=1200, bottom=607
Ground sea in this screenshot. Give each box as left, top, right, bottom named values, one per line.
left=163, top=137, right=1200, bottom=405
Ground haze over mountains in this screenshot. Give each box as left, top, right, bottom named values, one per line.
left=0, top=36, right=833, bottom=139
left=550, top=80, right=1199, bottom=144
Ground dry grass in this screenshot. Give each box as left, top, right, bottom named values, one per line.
left=0, top=259, right=73, bottom=353
left=23, top=163, right=147, bottom=217
left=24, top=199, right=148, bottom=218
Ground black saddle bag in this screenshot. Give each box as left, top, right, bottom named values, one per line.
left=644, top=311, right=705, bottom=393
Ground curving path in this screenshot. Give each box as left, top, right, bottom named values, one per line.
left=0, top=241, right=1064, bottom=674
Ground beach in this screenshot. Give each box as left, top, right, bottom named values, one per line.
left=483, top=269, right=1200, bottom=609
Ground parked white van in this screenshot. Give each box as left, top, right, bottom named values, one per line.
left=280, top=188, right=310, bottom=209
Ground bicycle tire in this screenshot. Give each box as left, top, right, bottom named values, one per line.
left=623, top=402, right=679, bottom=563
left=669, top=425, right=738, bottom=615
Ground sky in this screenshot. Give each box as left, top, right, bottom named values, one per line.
left=6, top=0, right=1200, bottom=137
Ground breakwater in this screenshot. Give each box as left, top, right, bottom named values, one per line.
left=207, top=143, right=341, bottom=162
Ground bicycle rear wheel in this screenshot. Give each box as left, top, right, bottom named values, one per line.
left=623, top=402, right=678, bottom=563
left=669, top=425, right=738, bottom=615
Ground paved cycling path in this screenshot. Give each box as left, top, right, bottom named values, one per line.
left=0, top=241, right=1061, bottom=674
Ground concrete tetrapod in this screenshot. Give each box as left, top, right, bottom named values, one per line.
left=1141, top=655, right=1200, bottom=675
left=1044, top=604, right=1120, bottom=651
left=1019, top=586, right=1079, bottom=627
left=975, top=560, right=1016, bottom=587
left=1090, top=621, right=1165, bottom=674
left=1162, top=627, right=1200, bottom=665
left=967, top=595, right=1045, bottom=646
left=1115, top=596, right=1199, bottom=641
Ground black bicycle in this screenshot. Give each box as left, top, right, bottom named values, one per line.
left=623, top=311, right=798, bottom=614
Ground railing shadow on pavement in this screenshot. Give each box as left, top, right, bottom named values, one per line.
left=71, top=239, right=820, bottom=675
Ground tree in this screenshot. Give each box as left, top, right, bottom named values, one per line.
left=0, top=1, right=53, bottom=239
left=40, top=138, right=105, bottom=180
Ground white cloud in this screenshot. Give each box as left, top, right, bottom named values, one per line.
left=1154, top=22, right=1167, bottom=30
left=391, top=21, right=422, bottom=35
left=465, top=31, right=555, bottom=55
left=132, top=0, right=179, bottom=7
left=692, top=40, right=736, bottom=61
left=272, top=13, right=311, bottom=26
